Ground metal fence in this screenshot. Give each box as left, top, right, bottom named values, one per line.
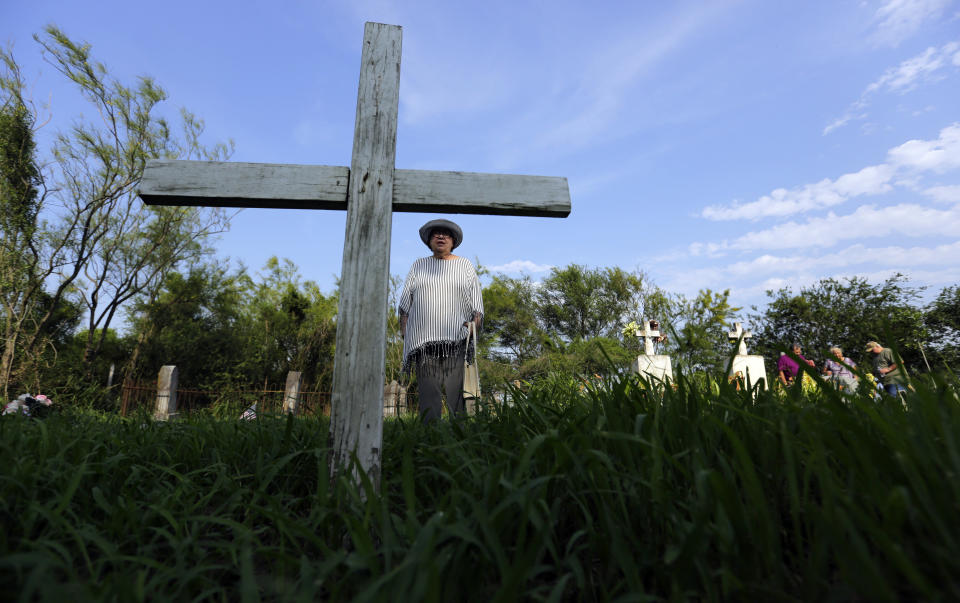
left=120, top=382, right=416, bottom=417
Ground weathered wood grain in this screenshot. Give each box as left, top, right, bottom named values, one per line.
left=139, top=160, right=349, bottom=209
left=393, top=169, right=570, bottom=217
left=140, top=161, right=570, bottom=217
left=328, top=22, right=402, bottom=487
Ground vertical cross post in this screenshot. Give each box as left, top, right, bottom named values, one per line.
left=327, top=23, right=402, bottom=486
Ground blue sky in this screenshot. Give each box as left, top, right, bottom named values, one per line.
left=7, top=0, right=960, bottom=314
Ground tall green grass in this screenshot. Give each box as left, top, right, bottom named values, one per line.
left=2, top=371, right=959, bottom=601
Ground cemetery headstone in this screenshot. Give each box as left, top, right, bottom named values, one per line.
left=727, top=322, right=768, bottom=390
left=630, top=318, right=673, bottom=383
left=155, top=365, right=179, bottom=421
left=283, top=371, right=303, bottom=414
left=383, top=380, right=406, bottom=417
left=138, top=22, right=570, bottom=487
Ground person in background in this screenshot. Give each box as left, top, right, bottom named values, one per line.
left=865, top=341, right=908, bottom=397
left=823, top=346, right=858, bottom=393
left=398, top=219, right=483, bottom=423
left=777, top=342, right=816, bottom=386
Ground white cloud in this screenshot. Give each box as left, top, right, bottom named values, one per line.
left=729, top=203, right=960, bottom=250
left=866, top=42, right=958, bottom=94
left=701, top=164, right=895, bottom=221
left=824, top=40, right=959, bottom=134
left=871, top=0, right=954, bottom=47
left=925, top=184, right=960, bottom=201
left=527, top=4, right=732, bottom=153
left=823, top=116, right=853, bottom=136
left=486, top=259, right=554, bottom=274
left=704, top=124, right=960, bottom=220
left=659, top=239, right=960, bottom=305
left=687, top=240, right=732, bottom=258
left=887, top=122, right=960, bottom=172
left=727, top=240, right=960, bottom=275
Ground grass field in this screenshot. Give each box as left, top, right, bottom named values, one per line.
left=2, top=371, right=959, bottom=601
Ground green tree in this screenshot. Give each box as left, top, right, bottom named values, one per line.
left=127, top=258, right=338, bottom=392
left=478, top=264, right=675, bottom=387
left=750, top=274, right=927, bottom=372
left=0, top=47, right=45, bottom=397
left=482, top=274, right=546, bottom=364
left=239, top=257, right=337, bottom=391
left=670, top=288, right=741, bottom=372
left=124, top=262, right=247, bottom=389
left=924, top=285, right=960, bottom=370
left=537, top=265, right=658, bottom=342
left=0, top=27, right=233, bottom=394
left=385, top=274, right=405, bottom=384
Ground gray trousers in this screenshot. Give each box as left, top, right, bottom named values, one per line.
left=416, top=352, right=465, bottom=423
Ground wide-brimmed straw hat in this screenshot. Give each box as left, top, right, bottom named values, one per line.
left=864, top=341, right=880, bottom=352
left=419, top=219, right=463, bottom=249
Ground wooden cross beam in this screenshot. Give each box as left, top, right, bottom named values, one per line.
left=727, top=322, right=752, bottom=356
left=138, top=22, right=571, bottom=487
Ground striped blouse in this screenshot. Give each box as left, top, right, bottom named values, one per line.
left=398, top=256, right=483, bottom=371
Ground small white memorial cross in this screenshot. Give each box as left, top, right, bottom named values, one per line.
left=630, top=318, right=672, bottom=383
left=727, top=322, right=752, bottom=356
left=138, top=23, right=570, bottom=488
left=726, top=322, right=767, bottom=391
left=640, top=320, right=661, bottom=356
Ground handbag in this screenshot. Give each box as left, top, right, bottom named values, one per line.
left=463, top=321, right=481, bottom=414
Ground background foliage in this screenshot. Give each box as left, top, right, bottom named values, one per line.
left=1, top=26, right=957, bottom=409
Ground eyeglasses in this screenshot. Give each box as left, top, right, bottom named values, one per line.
left=431, top=232, right=452, bottom=239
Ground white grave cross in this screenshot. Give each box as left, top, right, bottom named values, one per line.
left=641, top=319, right=661, bottom=356
left=727, top=322, right=752, bottom=356
left=138, top=23, right=570, bottom=487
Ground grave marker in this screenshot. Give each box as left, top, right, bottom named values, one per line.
left=139, top=22, right=571, bottom=487
left=283, top=371, right=303, bottom=415
left=727, top=322, right=752, bottom=356
left=631, top=318, right=673, bottom=383
left=154, top=365, right=179, bottom=421
left=727, top=322, right=768, bottom=390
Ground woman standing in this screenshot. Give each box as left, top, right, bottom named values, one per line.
left=777, top=343, right=815, bottom=386
left=398, top=219, right=483, bottom=422
left=823, top=346, right=859, bottom=392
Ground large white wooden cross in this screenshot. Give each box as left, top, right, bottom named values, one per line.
left=138, top=22, right=570, bottom=486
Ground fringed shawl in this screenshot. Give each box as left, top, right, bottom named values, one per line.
left=398, top=256, right=483, bottom=373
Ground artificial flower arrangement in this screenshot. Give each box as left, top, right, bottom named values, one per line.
left=3, top=393, right=54, bottom=417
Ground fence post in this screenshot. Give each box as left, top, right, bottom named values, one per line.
left=283, top=371, right=303, bottom=415
left=155, top=365, right=179, bottom=421
left=120, top=377, right=132, bottom=417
